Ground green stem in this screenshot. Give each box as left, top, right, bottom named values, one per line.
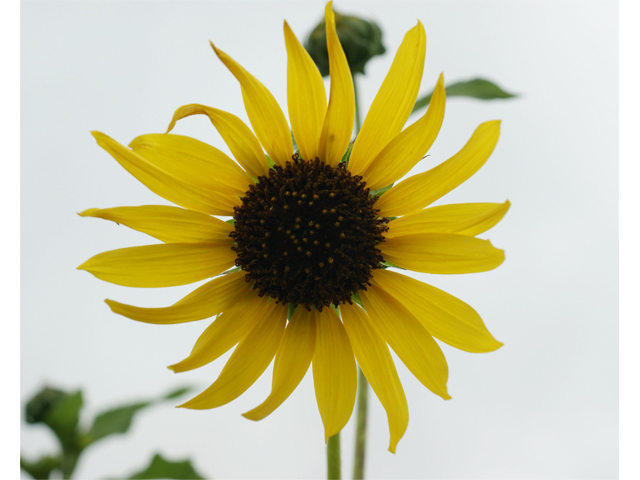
left=353, top=75, right=362, bottom=133
left=353, top=368, right=369, bottom=479
left=327, top=433, right=341, bottom=479
left=351, top=73, right=369, bottom=480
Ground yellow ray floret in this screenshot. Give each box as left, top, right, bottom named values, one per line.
left=376, top=120, right=501, bottom=217
left=362, top=73, right=446, bottom=190
left=371, top=269, right=503, bottom=353
left=341, top=302, right=408, bottom=454
left=77, top=242, right=236, bottom=288
left=380, top=232, right=505, bottom=274
left=91, top=131, right=239, bottom=216
left=284, top=20, right=327, bottom=161
left=166, top=104, right=268, bottom=180
left=348, top=21, right=426, bottom=176
left=78, top=205, right=234, bottom=244
left=318, top=1, right=355, bottom=168
left=211, top=42, right=293, bottom=167
left=179, top=301, right=287, bottom=410
left=169, top=291, right=269, bottom=373
left=105, top=271, right=249, bottom=324
left=129, top=134, right=252, bottom=197
left=386, top=201, right=511, bottom=238
left=243, top=307, right=317, bottom=421
left=312, top=307, right=357, bottom=441
left=360, top=286, right=450, bottom=399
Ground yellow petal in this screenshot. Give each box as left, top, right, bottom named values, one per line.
left=78, top=242, right=236, bottom=288
left=129, top=133, right=252, bottom=197
left=376, top=121, right=501, bottom=217
left=386, top=201, right=511, bottom=238
left=380, top=233, right=505, bottom=274
left=362, top=74, right=445, bottom=190
left=341, top=303, right=408, bottom=454
left=284, top=21, right=327, bottom=161
left=166, top=104, right=268, bottom=180
left=169, top=291, right=269, bottom=373
left=318, top=2, right=355, bottom=167
left=243, top=307, right=317, bottom=420
left=78, top=205, right=234, bottom=243
left=91, top=131, right=239, bottom=216
left=105, top=271, right=249, bottom=324
left=312, top=307, right=357, bottom=440
left=348, top=21, right=426, bottom=176
left=371, top=269, right=502, bottom=353
left=179, top=301, right=287, bottom=410
left=360, top=286, right=450, bottom=399
left=211, top=43, right=293, bottom=166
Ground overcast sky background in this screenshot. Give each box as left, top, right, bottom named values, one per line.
left=21, top=1, right=618, bottom=478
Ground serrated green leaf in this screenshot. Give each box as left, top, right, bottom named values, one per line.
left=127, top=453, right=205, bottom=480
left=20, top=454, right=60, bottom=479
left=84, top=387, right=191, bottom=446
left=85, top=401, right=151, bottom=445
left=42, top=391, right=83, bottom=451
left=413, top=78, right=517, bottom=113
left=163, top=386, right=191, bottom=401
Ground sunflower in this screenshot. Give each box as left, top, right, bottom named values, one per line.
left=78, top=2, right=508, bottom=453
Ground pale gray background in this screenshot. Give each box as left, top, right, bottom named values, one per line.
left=21, top=1, right=618, bottom=478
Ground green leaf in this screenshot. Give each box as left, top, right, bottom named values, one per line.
left=85, top=401, right=151, bottom=445
left=127, top=453, right=205, bottom=480
left=26, top=388, right=84, bottom=452
left=84, top=387, right=191, bottom=446
left=164, top=387, right=191, bottom=400
left=20, top=454, right=60, bottom=479
left=413, top=78, right=517, bottom=113
left=225, top=218, right=235, bottom=226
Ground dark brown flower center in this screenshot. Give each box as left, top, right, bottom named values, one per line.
left=231, top=155, right=388, bottom=310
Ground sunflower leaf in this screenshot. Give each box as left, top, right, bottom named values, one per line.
left=26, top=387, right=84, bottom=453
left=20, top=454, right=61, bottom=479
left=125, top=453, right=205, bottom=480
left=83, top=387, right=191, bottom=447
left=413, top=78, right=517, bottom=113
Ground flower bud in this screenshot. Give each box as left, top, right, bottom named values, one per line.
left=304, top=10, right=385, bottom=76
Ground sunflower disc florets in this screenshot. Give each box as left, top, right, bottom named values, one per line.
left=231, top=155, right=388, bottom=310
